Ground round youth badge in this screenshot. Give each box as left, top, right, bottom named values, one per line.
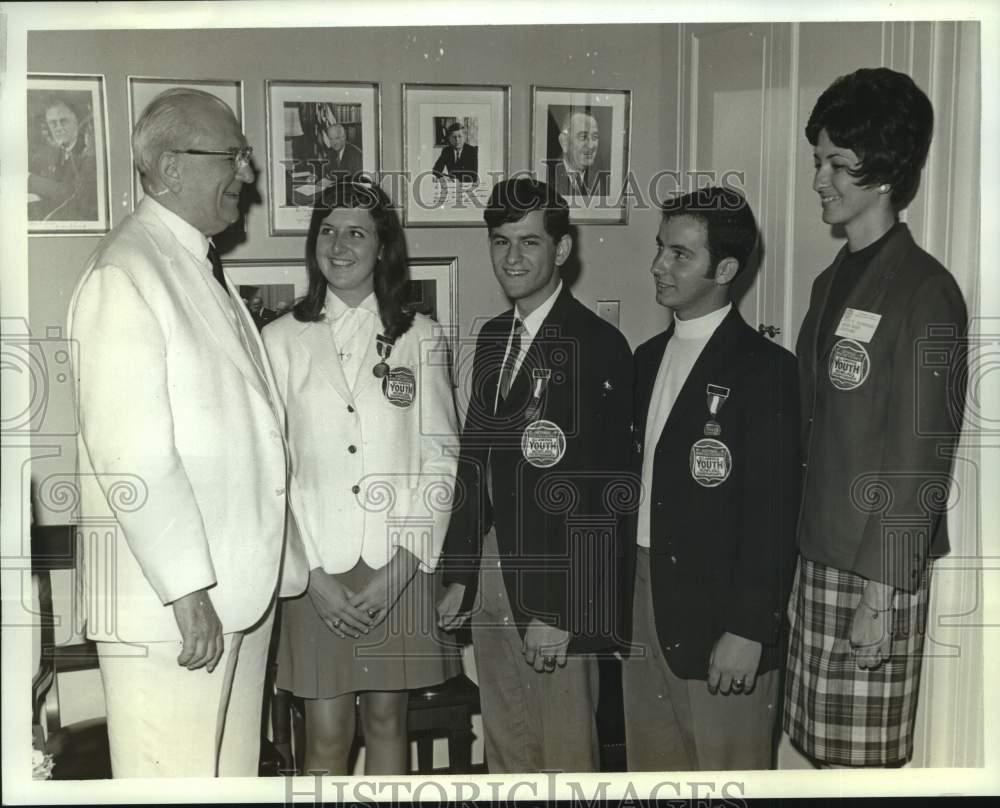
left=689, top=438, right=733, bottom=488
left=521, top=420, right=566, bottom=468
left=828, top=338, right=871, bottom=391
left=383, top=367, right=416, bottom=408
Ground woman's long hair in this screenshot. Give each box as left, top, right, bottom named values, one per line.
left=294, top=179, right=414, bottom=341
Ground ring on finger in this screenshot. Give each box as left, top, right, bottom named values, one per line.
left=732, top=679, right=744, bottom=691
left=332, top=618, right=342, bottom=628
left=542, top=655, right=557, bottom=667
left=367, top=608, right=378, bottom=619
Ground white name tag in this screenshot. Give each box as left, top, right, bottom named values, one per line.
left=835, top=307, right=882, bottom=343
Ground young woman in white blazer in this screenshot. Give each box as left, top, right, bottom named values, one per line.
left=263, top=180, right=460, bottom=775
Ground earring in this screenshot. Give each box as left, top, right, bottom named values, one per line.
left=879, top=184, right=891, bottom=193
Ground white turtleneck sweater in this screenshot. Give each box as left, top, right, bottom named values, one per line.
left=636, top=303, right=731, bottom=547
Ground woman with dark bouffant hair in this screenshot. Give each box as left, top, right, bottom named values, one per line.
left=263, top=179, right=461, bottom=774
left=783, top=68, right=967, bottom=767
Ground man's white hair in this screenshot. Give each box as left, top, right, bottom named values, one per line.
left=132, top=88, right=233, bottom=188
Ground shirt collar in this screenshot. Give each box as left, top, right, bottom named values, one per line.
left=144, top=196, right=210, bottom=265
left=516, top=280, right=563, bottom=339
left=673, top=302, right=731, bottom=340
left=324, top=288, right=379, bottom=322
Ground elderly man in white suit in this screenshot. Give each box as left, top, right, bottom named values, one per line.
left=68, top=88, right=307, bottom=778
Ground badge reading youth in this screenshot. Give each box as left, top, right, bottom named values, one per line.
left=521, top=419, right=566, bottom=468
left=383, top=367, right=416, bottom=407
left=828, top=338, right=870, bottom=391
left=690, top=438, right=732, bottom=488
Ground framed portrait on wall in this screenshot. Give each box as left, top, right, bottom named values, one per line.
left=27, top=73, right=111, bottom=235
left=265, top=80, right=381, bottom=235
left=127, top=76, right=245, bottom=209
left=402, top=84, right=509, bottom=227
left=531, top=86, right=632, bottom=224
left=407, top=257, right=458, bottom=374
left=225, top=258, right=309, bottom=332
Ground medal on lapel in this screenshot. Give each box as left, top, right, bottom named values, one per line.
left=373, top=333, right=416, bottom=408
left=524, top=368, right=551, bottom=423
left=690, top=383, right=732, bottom=487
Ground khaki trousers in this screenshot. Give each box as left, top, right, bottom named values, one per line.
left=471, top=529, right=600, bottom=773
left=622, top=548, right=778, bottom=771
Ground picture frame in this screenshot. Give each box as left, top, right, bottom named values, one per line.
left=27, top=73, right=111, bottom=235
left=127, top=76, right=245, bottom=209
left=407, top=257, right=459, bottom=379
left=531, top=85, right=632, bottom=224
left=266, top=80, right=382, bottom=235
left=225, top=258, right=309, bottom=332
left=402, top=83, right=509, bottom=227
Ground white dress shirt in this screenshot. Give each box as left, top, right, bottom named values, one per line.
left=325, top=288, right=379, bottom=392
left=637, top=303, right=731, bottom=547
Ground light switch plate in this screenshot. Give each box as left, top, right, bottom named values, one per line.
left=596, top=299, right=620, bottom=328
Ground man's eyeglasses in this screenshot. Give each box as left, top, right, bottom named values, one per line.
left=170, top=146, right=254, bottom=168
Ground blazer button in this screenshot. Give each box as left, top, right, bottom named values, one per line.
left=347, top=405, right=355, bottom=413
left=352, top=484, right=360, bottom=494
left=348, top=445, right=357, bottom=454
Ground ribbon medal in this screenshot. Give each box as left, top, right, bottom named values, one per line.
left=384, top=366, right=416, bottom=408
left=691, top=383, right=732, bottom=487
left=521, top=419, right=566, bottom=468
left=524, top=368, right=551, bottom=423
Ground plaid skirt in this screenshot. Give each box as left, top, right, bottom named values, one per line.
left=782, top=556, right=931, bottom=766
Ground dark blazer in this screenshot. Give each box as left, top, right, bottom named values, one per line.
left=633, top=307, right=800, bottom=679
left=322, top=142, right=364, bottom=180
left=548, top=160, right=610, bottom=199
left=796, top=224, right=967, bottom=592
left=442, top=286, right=635, bottom=653
left=432, top=144, right=479, bottom=183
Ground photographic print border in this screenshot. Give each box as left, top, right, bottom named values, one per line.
left=126, top=76, right=245, bottom=210
left=408, top=256, right=459, bottom=381
left=530, top=85, right=632, bottom=224
left=27, top=73, right=111, bottom=236
left=265, top=80, right=382, bottom=236
left=402, top=83, right=510, bottom=227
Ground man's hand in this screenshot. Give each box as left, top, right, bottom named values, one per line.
left=437, top=583, right=471, bottom=630
left=349, top=548, right=419, bottom=628
left=522, top=618, right=570, bottom=673
left=707, top=632, right=761, bottom=695
left=308, top=568, right=371, bottom=638
left=171, top=589, right=224, bottom=672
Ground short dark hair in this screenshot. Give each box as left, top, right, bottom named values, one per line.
left=659, top=187, right=758, bottom=274
left=805, top=67, right=933, bottom=209
left=484, top=177, right=570, bottom=242
left=294, top=179, right=414, bottom=340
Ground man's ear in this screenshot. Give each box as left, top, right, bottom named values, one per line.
left=558, top=131, right=568, bottom=155
left=714, top=256, right=740, bottom=286
left=157, top=150, right=182, bottom=193
left=554, top=234, right=573, bottom=267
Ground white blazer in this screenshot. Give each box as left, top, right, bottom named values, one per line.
left=67, top=198, right=308, bottom=643
left=263, top=309, right=459, bottom=573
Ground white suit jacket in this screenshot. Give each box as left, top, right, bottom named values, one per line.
left=67, top=198, right=308, bottom=643
left=262, top=310, right=458, bottom=573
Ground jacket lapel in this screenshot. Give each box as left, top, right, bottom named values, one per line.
left=657, top=308, right=745, bottom=451
left=297, top=320, right=353, bottom=404
left=134, top=202, right=270, bottom=404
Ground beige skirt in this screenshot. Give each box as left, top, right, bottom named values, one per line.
left=276, top=559, right=462, bottom=700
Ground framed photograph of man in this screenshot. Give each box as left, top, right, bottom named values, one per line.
left=27, top=73, right=110, bottom=235
left=127, top=76, right=245, bottom=210
left=226, top=259, right=309, bottom=331
left=402, top=84, right=509, bottom=227
left=265, top=80, right=381, bottom=235
left=531, top=86, right=632, bottom=224
left=407, top=257, right=458, bottom=381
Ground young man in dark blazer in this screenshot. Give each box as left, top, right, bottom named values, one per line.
left=623, top=187, right=799, bottom=771
left=437, top=178, right=634, bottom=772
